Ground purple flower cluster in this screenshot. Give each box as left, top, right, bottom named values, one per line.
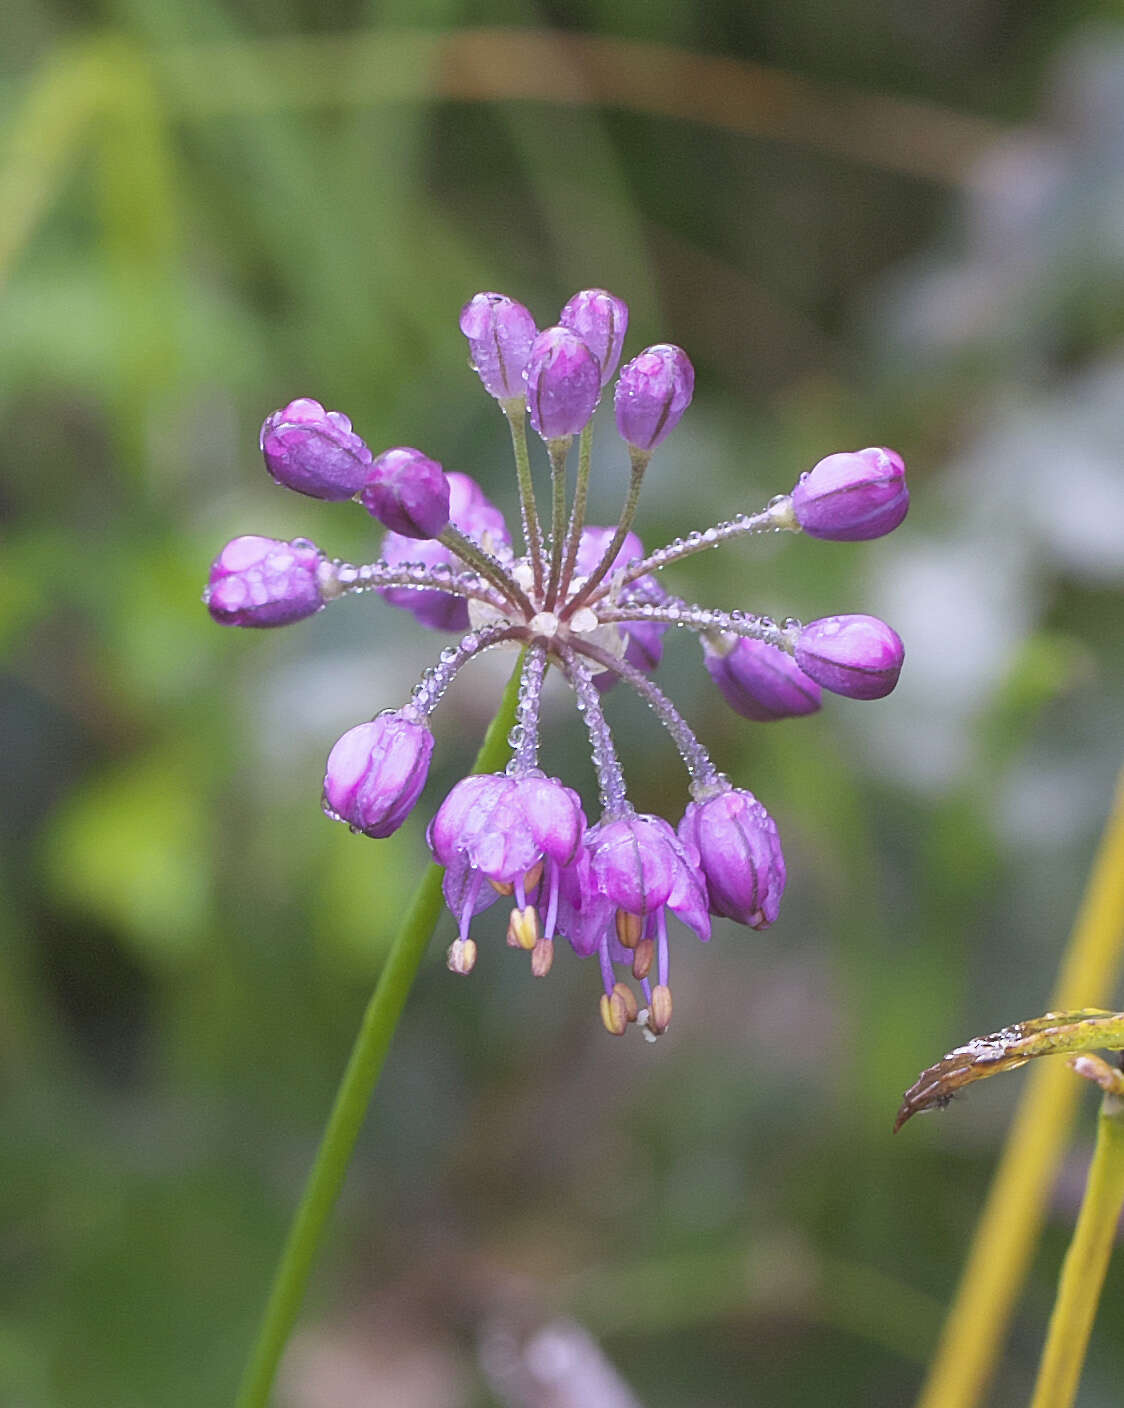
left=205, top=288, right=908, bottom=1037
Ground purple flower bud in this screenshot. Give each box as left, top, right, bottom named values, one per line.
left=679, top=789, right=786, bottom=928
left=378, top=472, right=511, bottom=632
left=791, top=447, right=909, bottom=541
left=259, top=398, right=372, bottom=501
left=360, top=446, right=451, bottom=540
left=794, top=614, right=904, bottom=700
left=559, top=288, right=629, bottom=386
left=523, top=326, right=602, bottom=440
left=459, top=292, right=538, bottom=401
left=613, top=344, right=694, bottom=451
left=703, top=635, right=822, bottom=721
left=322, top=712, right=434, bottom=838
left=204, top=535, right=324, bottom=628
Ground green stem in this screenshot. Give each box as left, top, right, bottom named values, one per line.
left=544, top=436, right=571, bottom=609
left=1028, top=1087, right=1124, bottom=1408
left=439, top=522, right=531, bottom=616
left=557, top=421, right=594, bottom=601
left=561, top=446, right=649, bottom=619
left=503, top=401, right=545, bottom=597
left=234, top=658, right=525, bottom=1408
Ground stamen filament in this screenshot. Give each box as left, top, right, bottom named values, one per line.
left=560, top=446, right=650, bottom=619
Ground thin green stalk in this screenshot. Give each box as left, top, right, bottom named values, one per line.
left=557, top=421, right=594, bottom=601
left=503, top=402, right=545, bottom=597
left=439, top=522, right=531, bottom=616
left=234, top=658, right=525, bottom=1408
left=1029, top=1081, right=1124, bottom=1408
left=561, top=446, right=649, bottom=619
left=915, top=762, right=1124, bottom=1408
left=544, top=436, right=571, bottom=609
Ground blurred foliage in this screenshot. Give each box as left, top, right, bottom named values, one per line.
left=3, top=2, right=1124, bottom=1406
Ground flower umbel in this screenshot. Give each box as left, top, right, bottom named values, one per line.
left=207, top=288, right=909, bottom=1036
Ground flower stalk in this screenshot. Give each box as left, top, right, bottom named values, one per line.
left=233, top=657, right=525, bottom=1408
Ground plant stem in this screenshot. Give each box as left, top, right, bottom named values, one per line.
left=561, top=447, right=649, bottom=619
left=503, top=402, right=545, bottom=598
left=915, top=761, right=1124, bottom=1408
left=544, top=436, right=570, bottom=610
left=557, top=421, right=594, bottom=601
left=234, top=657, right=525, bottom=1408
left=1029, top=1086, right=1124, bottom=1408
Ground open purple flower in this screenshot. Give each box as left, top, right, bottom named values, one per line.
left=428, top=771, right=586, bottom=974
left=210, top=286, right=908, bottom=1035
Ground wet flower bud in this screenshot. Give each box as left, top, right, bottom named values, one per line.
left=795, top=614, right=904, bottom=700
left=559, top=288, right=629, bottom=386
left=791, top=447, right=909, bottom=541
left=204, top=535, right=324, bottom=628
left=378, top=472, right=511, bottom=632
left=322, top=713, right=434, bottom=838
left=679, top=789, right=786, bottom=929
left=703, top=635, right=822, bottom=722
left=524, top=326, right=602, bottom=441
left=459, top=292, right=538, bottom=401
left=360, top=447, right=451, bottom=540
left=613, top=344, right=694, bottom=451
left=260, top=398, right=372, bottom=501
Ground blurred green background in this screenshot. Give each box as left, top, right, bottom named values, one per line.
left=4, top=2, right=1124, bottom=1405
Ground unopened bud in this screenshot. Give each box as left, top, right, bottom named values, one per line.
left=632, top=937, right=655, bottom=980
left=650, top=984, right=673, bottom=1034
left=795, top=614, right=904, bottom=701
left=530, top=937, right=554, bottom=978
left=615, top=909, right=644, bottom=949
left=599, top=991, right=629, bottom=1036
left=447, top=937, right=477, bottom=974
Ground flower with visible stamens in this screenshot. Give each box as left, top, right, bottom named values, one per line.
left=428, top=772, right=587, bottom=970
left=209, top=284, right=911, bottom=1035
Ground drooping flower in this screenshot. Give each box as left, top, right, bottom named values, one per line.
left=208, top=287, right=908, bottom=1035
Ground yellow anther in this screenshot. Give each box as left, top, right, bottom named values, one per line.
left=612, top=981, right=639, bottom=1023
left=530, top=937, right=554, bottom=978
left=507, top=904, right=541, bottom=951
left=615, top=909, right=644, bottom=949
left=599, top=991, right=629, bottom=1036
left=446, top=937, right=477, bottom=975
